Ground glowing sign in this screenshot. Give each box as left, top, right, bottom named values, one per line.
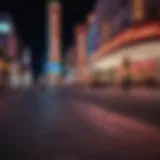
left=45, top=62, right=62, bottom=75
left=0, top=22, right=10, bottom=33
left=91, top=22, right=160, bottom=61
left=132, top=0, right=144, bottom=21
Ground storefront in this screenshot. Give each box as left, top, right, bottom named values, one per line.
left=89, top=21, right=160, bottom=86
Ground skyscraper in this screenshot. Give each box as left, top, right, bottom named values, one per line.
left=45, top=0, right=62, bottom=85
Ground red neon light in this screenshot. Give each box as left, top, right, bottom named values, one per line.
left=91, top=22, right=160, bottom=61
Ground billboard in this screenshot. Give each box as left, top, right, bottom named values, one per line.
left=48, top=2, right=61, bottom=62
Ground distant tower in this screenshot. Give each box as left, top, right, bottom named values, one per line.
left=45, top=0, right=62, bottom=85
left=74, top=24, right=87, bottom=83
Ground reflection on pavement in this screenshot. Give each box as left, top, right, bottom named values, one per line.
left=72, top=100, right=160, bottom=159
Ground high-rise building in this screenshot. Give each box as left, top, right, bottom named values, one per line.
left=45, top=0, right=62, bottom=85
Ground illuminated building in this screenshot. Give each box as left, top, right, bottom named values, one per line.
left=88, top=0, right=160, bottom=86
left=44, top=0, right=62, bottom=85
left=0, top=14, right=18, bottom=86
left=93, top=0, right=160, bottom=45
left=86, top=12, right=98, bottom=56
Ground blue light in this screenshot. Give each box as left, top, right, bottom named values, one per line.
left=44, top=62, right=62, bottom=75
left=0, top=22, right=10, bottom=33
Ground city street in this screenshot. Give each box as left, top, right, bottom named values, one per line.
left=0, top=87, right=160, bottom=160
left=69, top=87, right=160, bottom=126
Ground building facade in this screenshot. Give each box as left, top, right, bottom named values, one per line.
left=88, top=0, right=160, bottom=86
left=92, top=0, right=160, bottom=46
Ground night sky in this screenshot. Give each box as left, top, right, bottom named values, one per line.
left=0, top=0, right=95, bottom=77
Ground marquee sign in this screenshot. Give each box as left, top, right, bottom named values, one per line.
left=91, top=22, right=160, bottom=62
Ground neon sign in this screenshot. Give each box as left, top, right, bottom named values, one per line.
left=91, top=22, right=160, bottom=61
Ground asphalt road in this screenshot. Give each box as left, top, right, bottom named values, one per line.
left=70, top=88, right=160, bottom=127
left=0, top=87, right=160, bottom=160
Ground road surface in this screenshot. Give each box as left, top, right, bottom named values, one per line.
left=0, top=87, right=160, bottom=160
